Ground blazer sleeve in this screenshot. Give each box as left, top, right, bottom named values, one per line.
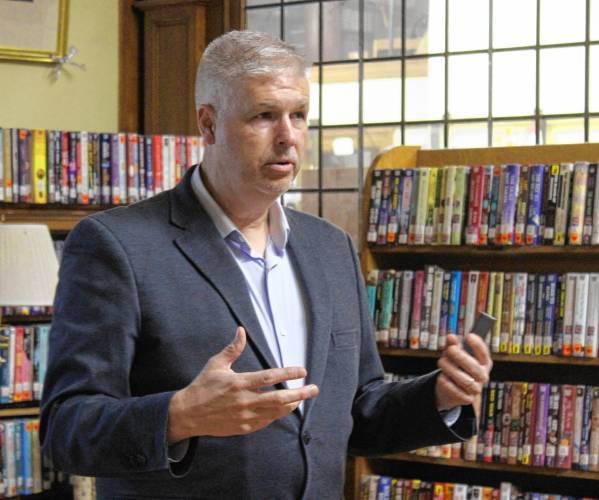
left=345, top=234, right=477, bottom=456
left=39, top=216, right=195, bottom=477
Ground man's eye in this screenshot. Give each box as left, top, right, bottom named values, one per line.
left=292, top=112, right=306, bottom=121
left=257, top=112, right=274, bottom=120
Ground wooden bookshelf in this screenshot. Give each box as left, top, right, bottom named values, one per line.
left=379, top=348, right=599, bottom=366
left=0, top=203, right=106, bottom=232
left=349, top=142, right=599, bottom=500
left=381, top=452, right=599, bottom=481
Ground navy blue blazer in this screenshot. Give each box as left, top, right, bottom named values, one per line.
left=40, top=167, right=475, bottom=499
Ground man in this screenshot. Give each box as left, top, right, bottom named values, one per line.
left=41, top=31, right=492, bottom=499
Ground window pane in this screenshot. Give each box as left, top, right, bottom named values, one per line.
left=592, top=0, right=599, bottom=40
left=283, top=192, right=319, bottom=217
left=322, top=64, right=359, bottom=126
left=294, top=129, right=319, bottom=189
left=492, top=120, right=536, bottom=146
left=540, top=0, right=585, bottom=45
left=246, top=7, right=281, bottom=38
left=323, top=0, right=359, bottom=61
left=448, top=54, right=489, bottom=119
left=323, top=191, right=359, bottom=245
left=405, top=56, right=445, bottom=121
left=307, top=65, right=320, bottom=126
left=406, top=0, right=445, bottom=55
left=540, top=47, right=585, bottom=114
left=284, top=3, right=319, bottom=64
left=405, top=124, right=444, bottom=149
left=363, top=126, right=402, bottom=171
left=493, top=0, right=536, bottom=48
left=493, top=50, right=536, bottom=117
left=540, top=117, right=584, bottom=144
left=365, top=0, right=402, bottom=58
left=591, top=46, right=599, bottom=112
left=322, top=128, right=359, bottom=188
left=363, top=61, right=402, bottom=123
left=448, top=122, right=488, bottom=148
left=247, top=0, right=276, bottom=6
left=590, top=118, right=599, bottom=142
left=448, top=0, right=489, bottom=52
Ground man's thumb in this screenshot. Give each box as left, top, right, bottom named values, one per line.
left=214, top=326, right=246, bottom=367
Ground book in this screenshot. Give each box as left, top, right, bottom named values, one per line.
left=568, top=162, right=588, bottom=245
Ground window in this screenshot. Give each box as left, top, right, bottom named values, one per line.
left=246, top=0, right=599, bottom=245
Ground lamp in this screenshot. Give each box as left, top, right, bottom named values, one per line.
left=0, top=224, right=59, bottom=325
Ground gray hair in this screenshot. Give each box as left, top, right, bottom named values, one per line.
left=195, top=30, right=308, bottom=112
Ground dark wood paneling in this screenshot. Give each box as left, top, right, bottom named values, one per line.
left=120, top=0, right=245, bottom=135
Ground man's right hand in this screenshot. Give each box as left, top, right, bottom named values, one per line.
left=167, top=326, right=319, bottom=443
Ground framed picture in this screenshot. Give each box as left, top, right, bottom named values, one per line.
left=0, top=0, right=69, bottom=63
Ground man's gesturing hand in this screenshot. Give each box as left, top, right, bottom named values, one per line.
left=435, top=333, right=493, bottom=412
left=167, top=327, right=319, bottom=443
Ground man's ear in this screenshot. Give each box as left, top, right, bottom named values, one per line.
left=197, top=105, right=217, bottom=145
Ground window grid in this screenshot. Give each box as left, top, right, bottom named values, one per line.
left=246, top=0, right=599, bottom=240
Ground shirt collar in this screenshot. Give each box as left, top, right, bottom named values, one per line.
left=191, top=165, right=290, bottom=252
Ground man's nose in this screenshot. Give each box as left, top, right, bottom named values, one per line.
left=275, top=116, right=297, bottom=148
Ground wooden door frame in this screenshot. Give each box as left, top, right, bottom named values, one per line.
left=118, top=0, right=245, bottom=133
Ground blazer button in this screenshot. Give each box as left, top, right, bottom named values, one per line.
left=302, top=431, right=311, bottom=445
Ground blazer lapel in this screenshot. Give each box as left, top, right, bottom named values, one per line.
left=169, top=169, right=279, bottom=371
left=286, top=212, right=333, bottom=418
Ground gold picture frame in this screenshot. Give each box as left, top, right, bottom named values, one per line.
left=0, top=0, right=69, bottom=63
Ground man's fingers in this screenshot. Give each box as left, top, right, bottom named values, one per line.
left=240, top=366, right=308, bottom=390
left=465, top=333, right=494, bottom=369
left=437, top=356, right=481, bottom=394
left=251, top=384, right=319, bottom=408
left=209, top=327, right=247, bottom=368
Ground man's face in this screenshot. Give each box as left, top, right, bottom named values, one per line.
left=212, top=70, right=309, bottom=200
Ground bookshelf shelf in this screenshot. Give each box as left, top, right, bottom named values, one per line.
left=379, top=348, right=599, bottom=366
left=350, top=142, right=599, bottom=500
left=381, top=452, right=599, bottom=481
left=2, top=315, right=52, bottom=324
left=0, top=401, right=40, bottom=418
left=0, top=204, right=105, bottom=232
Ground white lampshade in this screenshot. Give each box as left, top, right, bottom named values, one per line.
left=0, top=224, right=59, bottom=306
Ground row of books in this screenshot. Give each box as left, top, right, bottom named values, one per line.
left=0, top=325, right=50, bottom=403
left=0, top=419, right=66, bottom=498
left=398, top=378, right=599, bottom=472
left=0, top=127, right=204, bottom=205
left=368, top=268, right=599, bottom=358
left=360, top=475, right=596, bottom=500
left=367, top=162, right=599, bottom=247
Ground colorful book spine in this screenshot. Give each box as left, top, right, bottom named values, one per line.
left=466, top=165, right=484, bottom=245
left=579, top=385, right=593, bottom=471
left=543, top=274, right=558, bottom=356
left=572, top=273, right=590, bottom=357
left=543, top=164, right=560, bottom=244
left=440, top=166, right=456, bottom=244
left=525, top=164, right=544, bottom=245
left=499, top=164, right=520, bottom=245
left=31, top=130, right=47, bottom=204
left=451, top=166, right=469, bottom=245
left=78, top=131, right=89, bottom=204
left=562, top=273, right=577, bottom=357
left=398, top=169, right=413, bottom=244
left=545, top=384, right=561, bottom=467
left=593, top=163, right=599, bottom=245
left=366, top=170, right=383, bottom=245
left=438, top=271, right=451, bottom=350
left=514, top=165, right=529, bottom=245
left=386, top=170, right=401, bottom=245
left=555, top=163, right=574, bottom=245
left=99, top=133, right=111, bottom=205
left=127, top=133, right=140, bottom=203
left=582, top=163, right=597, bottom=244
left=144, top=135, right=154, bottom=197
left=428, top=267, right=444, bottom=350
left=424, top=167, right=438, bottom=244
left=557, top=384, right=576, bottom=469
left=585, top=274, right=599, bottom=358
left=568, top=162, right=589, bottom=245
left=409, top=270, right=424, bottom=349
left=479, top=166, right=494, bottom=245
left=523, top=274, right=537, bottom=355
left=532, top=383, right=550, bottom=467
left=491, top=272, right=504, bottom=354
left=573, top=385, right=585, bottom=469
left=398, top=271, right=414, bottom=349
left=589, top=386, right=599, bottom=471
